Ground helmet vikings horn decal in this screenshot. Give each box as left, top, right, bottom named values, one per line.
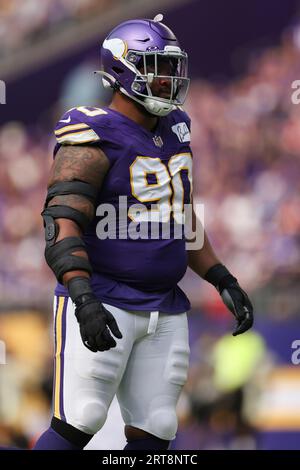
left=96, top=15, right=190, bottom=117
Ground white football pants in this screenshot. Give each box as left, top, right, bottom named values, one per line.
left=52, top=296, right=190, bottom=441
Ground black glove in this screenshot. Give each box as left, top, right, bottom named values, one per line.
left=205, top=264, right=254, bottom=336
left=68, top=277, right=122, bottom=352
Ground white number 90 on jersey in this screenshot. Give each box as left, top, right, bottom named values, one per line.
left=129, top=153, right=192, bottom=224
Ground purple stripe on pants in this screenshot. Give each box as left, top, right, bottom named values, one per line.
left=52, top=296, right=59, bottom=415
left=59, top=297, right=68, bottom=421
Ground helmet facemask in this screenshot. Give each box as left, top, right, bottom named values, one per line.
left=127, top=46, right=190, bottom=116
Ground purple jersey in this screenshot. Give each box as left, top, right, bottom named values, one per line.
left=53, top=106, right=193, bottom=313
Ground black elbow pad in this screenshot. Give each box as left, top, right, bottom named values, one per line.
left=44, top=236, right=93, bottom=284
left=41, top=180, right=97, bottom=282
left=41, top=180, right=98, bottom=239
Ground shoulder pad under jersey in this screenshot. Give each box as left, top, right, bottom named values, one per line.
left=54, top=106, right=111, bottom=145
left=167, top=107, right=191, bottom=144
left=171, top=107, right=191, bottom=130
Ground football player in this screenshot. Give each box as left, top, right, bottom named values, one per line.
left=34, top=15, right=253, bottom=450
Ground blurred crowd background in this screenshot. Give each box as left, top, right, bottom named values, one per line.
left=0, top=0, right=112, bottom=57
left=0, top=0, right=300, bottom=450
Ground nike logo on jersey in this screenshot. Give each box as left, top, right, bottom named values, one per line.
left=59, top=116, right=71, bottom=123
left=171, top=122, right=190, bottom=143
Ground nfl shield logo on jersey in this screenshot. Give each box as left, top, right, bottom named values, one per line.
left=152, top=135, right=164, bottom=147
left=171, top=122, right=190, bottom=143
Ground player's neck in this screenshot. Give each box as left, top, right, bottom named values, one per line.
left=109, top=93, right=158, bottom=132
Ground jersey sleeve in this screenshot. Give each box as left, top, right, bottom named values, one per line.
left=54, top=107, right=103, bottom=147
left=177, top=106, right=191, bottom=132
left=168, top=107, right=192, bottom=147
left=53, top=106, right=122, bottom=165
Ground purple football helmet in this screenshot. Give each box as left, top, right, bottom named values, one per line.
left=97, top=14, right=190, bottom=116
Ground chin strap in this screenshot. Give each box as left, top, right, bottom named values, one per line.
left=95, top=70, right=176, bottom=117
left=143, top=97, right=175, bottom=117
